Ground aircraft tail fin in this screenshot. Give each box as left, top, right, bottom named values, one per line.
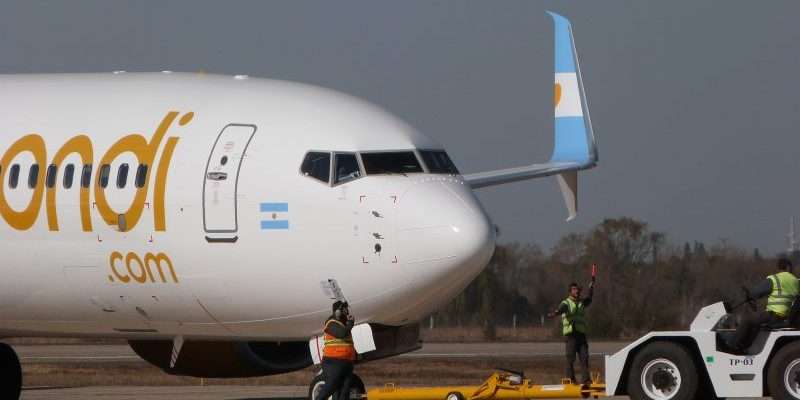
left=463, top=12, right=598, bottom=221
left=549, top=11, right=597, bottom=167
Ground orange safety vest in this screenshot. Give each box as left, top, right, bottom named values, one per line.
left=322, top=319, right=356, bottom=361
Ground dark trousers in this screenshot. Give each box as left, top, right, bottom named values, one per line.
left=734, top=310, right=780, bottom=350
left=565, top=332, right=590, bottom=383
left=315, top=358, right=354, bottom=400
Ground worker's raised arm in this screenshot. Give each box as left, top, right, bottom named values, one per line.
left=583, top=283, right=595, bottom=307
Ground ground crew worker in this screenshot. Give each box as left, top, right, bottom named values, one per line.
left=315, top=301, right=356, bottom=400
left=731, top=258, right=799, bottom=352
left=547, top=281, right=594, bottom=385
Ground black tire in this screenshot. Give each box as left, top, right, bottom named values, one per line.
left=626, top=341, right=698, bottom=400
left=0, top=343, right=21, bottom=400
left=308, top=371, right=366, bottom=400
left=767, top=340, right=800, bottom=400
left=446, top=392, right=465, bottom=400
left=349, top=373, right=366, bottom=399
left=309, top=372, right=326, bottom=400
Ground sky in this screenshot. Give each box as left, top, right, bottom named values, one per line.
left=1, top=1, right=799, bottom=255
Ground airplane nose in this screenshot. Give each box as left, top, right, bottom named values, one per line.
left=396, top=178, right=496, bottom=281
left=371, top=177, right=496, bottom=325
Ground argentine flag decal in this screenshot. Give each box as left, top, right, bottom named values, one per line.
left=549, top=11, right=591, bottom=165
left=260, top=202, right=289, bottom=230
left=551, top=11, right=583, bottom=119
left=554, top=73, right=582, bottom=118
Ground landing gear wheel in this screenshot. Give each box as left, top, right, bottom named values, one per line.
left=767, top=341, right=800, bottom=400
left=308, top=371, right=366, bottom=400
left=446, top=391, right=466, bottom=400
left=626, top=341, right=698, bottom=400
left=349, top=373, right=366, bottom=399
left=309, top=372, right=327, bottom=400
left=0, top=343, right=21, bottom=400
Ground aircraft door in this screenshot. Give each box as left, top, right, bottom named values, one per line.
left=203, top=124, right=257, bottom=242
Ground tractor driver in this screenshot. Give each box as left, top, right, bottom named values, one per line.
left=730, top=258, right=799, bottom=352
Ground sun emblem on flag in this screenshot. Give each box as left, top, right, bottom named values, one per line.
left=554, top=83, right=562, bottom=107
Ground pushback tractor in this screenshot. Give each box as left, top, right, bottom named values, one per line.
left=605, top=297, right=800, bottom=399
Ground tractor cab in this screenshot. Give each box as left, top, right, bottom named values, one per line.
left=708, top=293, right=800, bottom=355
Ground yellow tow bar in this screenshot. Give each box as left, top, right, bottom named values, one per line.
left=367, top=371, right=605, bottom=400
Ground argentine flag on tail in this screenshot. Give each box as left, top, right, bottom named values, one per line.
left=550, top=12, right=594, bottom=165
left=463, top=12, right=598, bottom=221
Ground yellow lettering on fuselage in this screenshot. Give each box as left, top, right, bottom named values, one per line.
left=108, top=251, right=179, bottom=284
left=0, top=135, right=47, bottom=230
left=0, top=111, right=193, bottom=232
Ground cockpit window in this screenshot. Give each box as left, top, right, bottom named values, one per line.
left=420, top=150, right=460, bottom=174
left=300, top=152, right=331, bottom=184
left=334, top=153, right=361, bottom=185
left=360, top=151, right=423, bottom=175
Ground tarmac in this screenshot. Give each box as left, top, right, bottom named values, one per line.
left=21, top=385, right=307, bottom=400
left=14, top=342, right=764, bottom=399
left=15, top=341, right=629, bottom=363
left=18, top=386, right=762, bottom=400
left=19, top=385, right=633, bottom=400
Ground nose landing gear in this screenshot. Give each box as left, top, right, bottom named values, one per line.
left=309, top=371, right=366, bottom=400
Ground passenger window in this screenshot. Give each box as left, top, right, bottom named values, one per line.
left=99, top=165, right=111, bottom=188
left=135, top=164, right=148, bottom=188
left=420, top=150, right=460, bottom=174
left=360, top=152, right=423, bottom=175
left=334, top=153, right=361, bottom=184
left=8, top=164, right=19, bottom=189
left=81, top=164, right=92, bottom=188
left=117, top=164, right=129, bottom=189
left=28, top=164, right=40, bottom=188
left=46, top=164, right=58, bottom=188
left=300, top=152, right=331, bottom=184
left=63, top=164, right=75, bottom=189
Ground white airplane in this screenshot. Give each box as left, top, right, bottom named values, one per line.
left=0, top=12, right=596, bottom=399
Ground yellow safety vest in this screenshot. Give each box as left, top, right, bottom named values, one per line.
left=322, top=319, right=356, bottom=361
left=767, top=271, right=800, bottom=317
left=561, top=297, right=586, bottom=336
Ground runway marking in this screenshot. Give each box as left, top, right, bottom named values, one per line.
left=19, top=349, right=614, bottom=363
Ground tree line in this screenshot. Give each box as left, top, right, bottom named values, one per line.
left=433, top=217, right=784, bottom=339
